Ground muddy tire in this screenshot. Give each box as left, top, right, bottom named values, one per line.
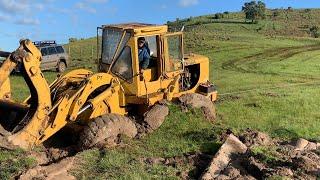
left=144, top=104, right=169, bottom=131
left=179, top=93, right=216, bottom=122
left=78, top=114, right=137, bottom=149
left=57, top=61, right=66, bottom=73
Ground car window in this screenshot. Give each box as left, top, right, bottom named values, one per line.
left=41, top=48, right=48, bottom=56
left=48, top=47, right=57, bottom=55
left=56, top=46, right=64, bottom=54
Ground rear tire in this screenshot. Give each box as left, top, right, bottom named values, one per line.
left=78, top=114, right=138, bottom=150
left=57, top=61, right=66, bottom=73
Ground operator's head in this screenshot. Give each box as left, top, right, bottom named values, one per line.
left=138, top=37, right=145, bottom=48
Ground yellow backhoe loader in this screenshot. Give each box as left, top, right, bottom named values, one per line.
left=0, top=23, right=217, bottom=150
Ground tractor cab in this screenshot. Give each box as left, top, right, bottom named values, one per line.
left=97, top=23, right=216, bottom=105
left=98, top=23, right=183, bottom=96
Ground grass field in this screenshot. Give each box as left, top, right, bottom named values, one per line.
left=2, top=9, right=320, bottom=179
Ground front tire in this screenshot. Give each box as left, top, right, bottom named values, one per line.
left=57, top=61, right=66, bottom=73
left=78, top=114, right=138, bottom=150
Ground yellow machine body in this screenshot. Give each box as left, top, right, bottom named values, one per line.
left=0, top=23, right=217, bottom=149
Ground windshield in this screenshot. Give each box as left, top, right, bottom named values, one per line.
left=101, top=29, right=131, bottom=64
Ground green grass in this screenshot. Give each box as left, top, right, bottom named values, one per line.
left=0, top=149, right=36, bottom=179
left=4, top=8, right=320, bottom=179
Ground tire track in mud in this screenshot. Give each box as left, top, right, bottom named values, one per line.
left=221, top=44, right=320, bottom=80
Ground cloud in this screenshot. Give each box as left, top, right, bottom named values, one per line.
left=34, top=3, right=44, bottom=11
left=160, top=4, right=167, bottom=9
left=15, top=18, right=40, bottom=25
left=0, top=14, right=10, bottom=21
left=179, top=0, right=199, bottom=7
left=75, top=2, right=97, bottom=14
left=0, top=0, right=44, bottom=26
left=0, top=0, right=30, bottom=13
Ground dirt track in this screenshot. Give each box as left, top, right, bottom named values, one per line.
left=221, top=44, right=320, bottom=80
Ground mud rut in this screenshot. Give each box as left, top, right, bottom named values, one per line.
left=221, top=44, right=320, bottom=80
left=0, top=93, right=216, bottom=179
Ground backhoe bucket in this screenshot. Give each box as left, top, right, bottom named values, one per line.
left=0, top=40, right=52, bottom=149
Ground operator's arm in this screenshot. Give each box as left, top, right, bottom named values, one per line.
left=140, top=49, right=150, bottom=70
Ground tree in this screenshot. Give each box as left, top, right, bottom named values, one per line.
left=310, top=26, right=319, bottom=38
left=242, top=1, right=266, bottom=23
left=213, top=13, right=224, bottom=19
left=69, top=38, right=78, bottom=43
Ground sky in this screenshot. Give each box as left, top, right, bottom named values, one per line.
left=1, top=0, right=320, bottom=51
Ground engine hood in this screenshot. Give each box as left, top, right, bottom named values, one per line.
left=183, top=53, right=209, bottom=66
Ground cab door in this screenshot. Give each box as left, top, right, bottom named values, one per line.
left=46, top=47, right=59, bottom=69
left=40, top=47, right=50, bottom=70
left=163, top=32, right=184, bottom=78
left=137, top=32, right=184, bottom=96
left=137, top=35, right=163, bottom=96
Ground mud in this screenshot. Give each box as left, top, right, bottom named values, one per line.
left=17, top=145, right=79, bottom=180
left=19, top=157, right=76, bottom=180
left=179, top=93, right=216, bottom=122
left=239, top=128, right=272, bottom=147
left=139, top=129, right=320, bottom=180
left=141, top=152, right=213, bottom=179
left=211, top=129, right=320, bottom=180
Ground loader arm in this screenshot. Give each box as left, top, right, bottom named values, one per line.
left=0, top=50, right=18, bottom=101
left=0, top=40, right=52, bottom=149
left=0, top=40, right=126, bottom=149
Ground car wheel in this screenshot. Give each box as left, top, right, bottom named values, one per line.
left=57, top=61, right=66, bottom=73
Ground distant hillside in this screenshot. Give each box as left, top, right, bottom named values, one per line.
left=168, top=8, right=320, bottom=38
left=64, top=8, right=320, bottom=71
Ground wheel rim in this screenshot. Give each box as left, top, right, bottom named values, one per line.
left=59, top=63, right=66, bottom=72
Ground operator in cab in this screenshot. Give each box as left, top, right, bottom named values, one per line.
left=138, top=37, right=150, bottom=73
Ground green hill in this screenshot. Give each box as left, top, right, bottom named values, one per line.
left=4, top=8, right=320, bottom=179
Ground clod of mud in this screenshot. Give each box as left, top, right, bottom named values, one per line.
left=19, top=157, right=76, bottom=180
left=239, top=128, right=272, bottom=147
left=141, top=152, right=213, bottom=179
left=293, top=155, right=319, bottom=174
left=274, top=167, right=294, bottom=177
left=0, top=135, right=15, bottom=150
left=295, top=138, right=318, bottom=151
left=179, top=93, right=216, bottom=121
left=144, top=104, right=169, bottom=131
left=201, top=134, right=247, bottom=180
left=200, top=129, right=320, bottom=179
left=0, top=125, right=15, bottom=150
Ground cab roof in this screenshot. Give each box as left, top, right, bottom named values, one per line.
left=101, top=23, right=168, bottom=36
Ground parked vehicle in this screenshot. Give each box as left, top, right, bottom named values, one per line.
left=34, top=41, right=69, bottom=72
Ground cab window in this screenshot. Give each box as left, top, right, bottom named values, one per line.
left=102, top=29, right=131, bottom=64
left=111, top=46, right=133, bottom=82
left=166, top=34, right=183, bottom=72
left=145, top=36, right=158, bottom=58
